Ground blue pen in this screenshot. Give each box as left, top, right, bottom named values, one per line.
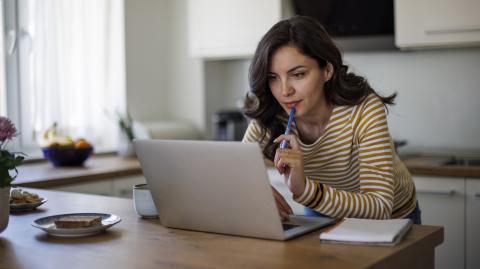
left=280, top=107, right=296, bottom=149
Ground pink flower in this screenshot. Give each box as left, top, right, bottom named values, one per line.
left=0, top=116, right=18, bottom=142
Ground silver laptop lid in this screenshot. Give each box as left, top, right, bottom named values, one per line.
left=134, top=139, right=285, bottom=240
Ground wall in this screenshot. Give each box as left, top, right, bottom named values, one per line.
left=124, top=0, right=169, bottom=121
left=164, top=0, right=205, bottom=133
left=343, top=48, right=480, bottom=153
left=124, top=0, right=205, bottom=134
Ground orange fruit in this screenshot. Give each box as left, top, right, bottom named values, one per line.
left=75, top=140, right=92, bottom=149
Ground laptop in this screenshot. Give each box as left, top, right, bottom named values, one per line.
left=134, top=139, right=335, bottom=240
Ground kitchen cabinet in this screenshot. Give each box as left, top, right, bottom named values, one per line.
left=413, top=176, right=465, bottom=269
left=52, top=180, right=113, bottom=197
left=187, top=0, right=282, bottom=59
left=395, top=0, right=480, bottom=49
left=51, top=175, right=146, bottom=198
left=111, top=175, right=146, bottom=198
left=466, top=178, right=480, bottom=269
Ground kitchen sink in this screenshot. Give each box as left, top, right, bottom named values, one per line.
left=423, top=157, right=480, bottom=167
left=441, top=157, right=480, bottom=166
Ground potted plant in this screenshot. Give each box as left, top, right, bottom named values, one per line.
left=116, top=111, right=136, bottom=157
left=0, top=116, right=24, bottom=233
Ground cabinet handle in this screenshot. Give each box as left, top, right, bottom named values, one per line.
left=417, top=189, right=456, bottom=196
left=119, top=189, right=132, bottom=197
left=425, top=25, right=480, bottom=35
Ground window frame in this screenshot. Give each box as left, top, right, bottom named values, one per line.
left=3, top=0, right=22, bottom=150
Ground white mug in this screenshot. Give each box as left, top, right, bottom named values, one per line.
left=133, top=184, right=158, bottom=218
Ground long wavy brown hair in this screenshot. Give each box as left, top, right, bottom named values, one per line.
left=244, top=16, right=396, bottom=160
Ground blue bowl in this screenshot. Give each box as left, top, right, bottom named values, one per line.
left=42, top=147, right=93, bottom=167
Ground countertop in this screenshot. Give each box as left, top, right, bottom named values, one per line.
left=401, top=154, right=480, bottom=178
left=1, top=188, right=444, bottom=269
left=14, top=153, right=480, bottom=190
left=15, top=155, right=142, bottom=188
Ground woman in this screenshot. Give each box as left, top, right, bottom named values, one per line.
left=242, top=16, right=421, bottom=224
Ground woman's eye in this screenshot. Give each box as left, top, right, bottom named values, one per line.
left=293, top=72, right=305, bottom=78
left=267, top=75, right=277, bottom=81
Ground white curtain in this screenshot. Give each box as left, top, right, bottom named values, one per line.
left=0, top=1, right=6, bottom=116
left=19, top=0, right=125, bottom=149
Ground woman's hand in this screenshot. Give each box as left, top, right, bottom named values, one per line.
left=271, top=186, right=293, bottom=220
left=274, top=134, right=306, bottom=198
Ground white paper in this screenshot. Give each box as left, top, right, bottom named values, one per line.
left=319, top=218, right=412, bottom=244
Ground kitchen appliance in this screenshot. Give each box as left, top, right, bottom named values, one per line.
left=212, top=110, right=247, bottom=141
left=292, top=0, right=394, bottom=36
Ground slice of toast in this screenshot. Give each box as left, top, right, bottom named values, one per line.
left=54, top=216, right=102, bottom=228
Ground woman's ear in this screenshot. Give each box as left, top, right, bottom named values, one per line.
left=324, top=62, right=334, bottom=82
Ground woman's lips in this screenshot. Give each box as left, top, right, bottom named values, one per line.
left=285, top=101, right=300, bottom=109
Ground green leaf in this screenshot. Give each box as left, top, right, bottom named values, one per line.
left=0, top=168, right=12, bottom=188
left=14, top=156, right=24, bottom=166
left=0, top=150, right=24, bottom=187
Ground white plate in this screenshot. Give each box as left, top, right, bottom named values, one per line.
left=10, top=198, right=48, bottom=212
left=32, top=213, right=121, bottom=237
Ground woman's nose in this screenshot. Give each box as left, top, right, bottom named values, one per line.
left=281, top=80, right=294, bottom=97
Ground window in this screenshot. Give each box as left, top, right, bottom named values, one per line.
left=3, top=0, right=125, bottom=153
left=0, top=1, right=6, bottom=116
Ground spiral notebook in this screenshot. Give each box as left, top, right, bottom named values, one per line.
left=319, top=218, right=412, bottom=246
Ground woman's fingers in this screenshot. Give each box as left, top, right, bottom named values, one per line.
left=273, top=150, right=286, bottom=174
left=273, top=134, right=300, bottom=150
left=274, top=149, right=302, bottom=172
left=273, top=134, right=302, bottom=175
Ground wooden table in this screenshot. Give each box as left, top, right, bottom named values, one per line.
left=0, top=189, right=443, bottom=269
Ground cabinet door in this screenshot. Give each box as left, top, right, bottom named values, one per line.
left=413, top=176, right=465, bottom=269
left=187, top=0, right=281, bottom=58
left=112, top=175, right=147, bottom=198
left=466, top=178, right=480, bottom=269
left=52, top=180, right=113, bottom=196
left=395, top=0, right=480, bottom=49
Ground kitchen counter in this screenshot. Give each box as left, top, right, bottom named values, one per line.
left=1, top=189, right=444, bottom=269
left=15, top=155, right=142, bottom=188
left=401, top=154, right=480, bottom=178
left=13, top=153, right=480, bottom=190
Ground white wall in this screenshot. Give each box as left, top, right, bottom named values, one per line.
left=124, top=0, right=169, bottom=121
left=164, top=0, right=205, bottom=133
left=343, top=48, right=480, bottom=153
left=124, top=0, right=205, bottom=134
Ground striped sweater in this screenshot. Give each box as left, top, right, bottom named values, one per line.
left=242, top=94, right=416, bottom=219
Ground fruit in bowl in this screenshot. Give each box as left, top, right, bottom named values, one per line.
left=39, top=123, right=94, bottom=166
left=42, top=146, right=93, bottom=167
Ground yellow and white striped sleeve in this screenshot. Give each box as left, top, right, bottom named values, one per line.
left=242, top=120, right=263, bottom=143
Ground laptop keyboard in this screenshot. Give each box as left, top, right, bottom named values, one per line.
left=282, top=223, right=300, bottom=231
